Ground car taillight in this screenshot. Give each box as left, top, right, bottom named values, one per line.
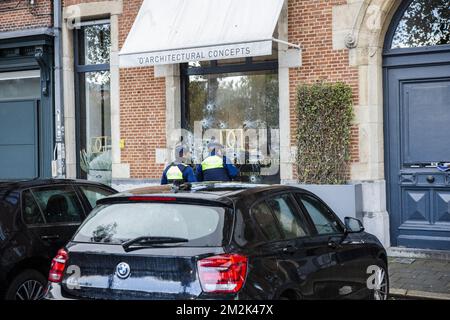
left=48, top=249, right=68, bottom=283
left=197, top=254, right=247, bottom=294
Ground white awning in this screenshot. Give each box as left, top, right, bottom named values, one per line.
left=119, top=0, right=286, bottom=67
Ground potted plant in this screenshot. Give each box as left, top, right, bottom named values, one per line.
left=292, top=82, right=362, bottom=222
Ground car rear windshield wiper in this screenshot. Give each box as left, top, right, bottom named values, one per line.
left=122, top=236, right=189, bottom=252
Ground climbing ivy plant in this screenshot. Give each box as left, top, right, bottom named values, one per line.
left=296, top=82, right=354, bottom=184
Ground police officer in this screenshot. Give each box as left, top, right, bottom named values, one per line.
left=196, top=140, right=239, bottom=182
left=161, top=145, right=197, bottom=185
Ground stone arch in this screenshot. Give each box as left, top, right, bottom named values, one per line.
left=351, top=0, right=401, bottom=51
left=331, top=0, right=405, bottom=247
left=335, top=0, right=402, bottom=182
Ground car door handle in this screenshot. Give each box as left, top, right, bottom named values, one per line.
left=282, top=245, right=296, bottom=254
left=41, top=235, right=60, bottom=241
left=327, top=240, right=339, bottom=249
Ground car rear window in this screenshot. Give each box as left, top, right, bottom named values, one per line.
left=73, top=203, right=229, bottom=247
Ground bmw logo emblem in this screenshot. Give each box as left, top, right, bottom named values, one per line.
left=115, top=262, right=131, bottom=279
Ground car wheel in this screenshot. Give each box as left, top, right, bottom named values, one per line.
left=370, top=261, right=389, bottom=300
left=5, top=269, right=47, bottom=301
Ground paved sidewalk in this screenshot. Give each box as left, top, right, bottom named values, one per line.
left=388, top=257, right=450, bottom=300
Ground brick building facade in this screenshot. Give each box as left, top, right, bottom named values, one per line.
left=0, top=0, right=361, bottom=182
left=1, top=0, right=450, bottom=251
left=59, top=0, right=361, bottom=182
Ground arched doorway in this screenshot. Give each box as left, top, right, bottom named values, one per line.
left=383, top=0, right=450, bottom=250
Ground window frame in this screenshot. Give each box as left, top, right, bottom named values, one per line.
left=180, top=57, right=280, bottom=184
left=250, top=191, right=314, bottom=243
left=250, top=198, right=284, bottom=243
left=383, top=0, right=450, bottom=55
left=72, top=202, right=232, bottom=247
left=21, top=189, right=46, bottom=227
left=74, top=20, right=111, bottom=179
left=266, top=193, right=314, bottom=240
left=21, top=184, right=87, bottom=227
left=293, top=192, right=346, bottom=237
left=180, top=57, right=278, bottom=130
left=75, top=183, right=116, bottom=210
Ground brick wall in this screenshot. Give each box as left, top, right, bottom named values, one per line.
left=0, top=0, right=52, bottom=32
left=119, top=66, right=166, bottom=179
left=287, top=0, right=359, bottom=180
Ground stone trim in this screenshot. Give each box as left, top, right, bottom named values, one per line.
left=278, top=0, right=293, bottom=181
left=0, top=27, right=54, bottom=40
left=333, top=0, right=400, bottom=182
left=62, top=0, right=129, bottom=179
left=331, top=0, right=403, bottom=248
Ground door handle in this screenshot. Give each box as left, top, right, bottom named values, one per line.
left=282, top=245, right=296, bottom=254
left=41, top=235, right=60, bottom=241
left=327, top=240, right=339, bottom=249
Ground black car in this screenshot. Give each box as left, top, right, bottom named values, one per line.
left=45, top=183, right=389, bottom=300
left=0, top=179, right=117, bottom=300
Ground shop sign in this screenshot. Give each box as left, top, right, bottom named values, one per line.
left=119, top=40, right=273, bottom=67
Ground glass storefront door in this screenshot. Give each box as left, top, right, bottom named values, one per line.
left=75, top=22, right=112, bottom=184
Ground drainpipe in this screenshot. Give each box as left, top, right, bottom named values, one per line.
left=53, top=0, right=66, bottom=178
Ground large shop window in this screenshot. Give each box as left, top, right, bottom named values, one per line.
left=181, top=56, right=280, bottom=183
left=75, top=22, right=112, bottom=182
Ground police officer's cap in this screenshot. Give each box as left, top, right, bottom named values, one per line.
left=175, top=145, right=188, bottom=158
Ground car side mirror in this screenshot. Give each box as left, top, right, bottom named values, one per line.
left=344, top=217, right=365, bottom=233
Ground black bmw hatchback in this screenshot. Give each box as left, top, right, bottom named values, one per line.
left=45, top=183, right=389, bottom=300
left=0, top=179, right=117, bottom=300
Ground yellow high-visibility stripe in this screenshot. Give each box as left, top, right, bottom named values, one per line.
left=201, top=155, right=224, bottom=171
left=166, top=165, right=184, bottom=180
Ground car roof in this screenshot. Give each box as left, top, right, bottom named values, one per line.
left=107, top=182, right=309, bottom=205
left=0, top=178, right=115, bottom=191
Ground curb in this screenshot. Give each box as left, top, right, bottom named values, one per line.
left=390, top=288, right=450, bottom=300
left=387, top=247, right=450, bottom=261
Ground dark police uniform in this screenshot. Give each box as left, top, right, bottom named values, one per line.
left=195, top=155, right=239, bottom=182
left=161, top=163, right=197, bottom=185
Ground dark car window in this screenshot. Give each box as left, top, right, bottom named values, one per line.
left=22, top=190, right=45, bottom=225
left=73, top=203, right=229, bottom=247
left=297, top=194, right=343, bottom=235
left=267, top=194, right=309, bottom=239
left=31, top=185, right=84, bottom=224
left=79, top=185, right=115, bottom=208
left=251, top=201, right=283, bottom=241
